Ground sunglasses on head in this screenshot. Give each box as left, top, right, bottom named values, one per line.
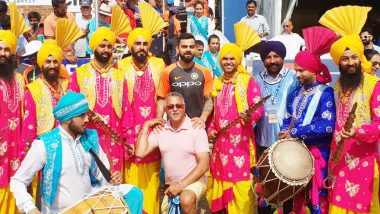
left=165, top=104, right=185, bottom=110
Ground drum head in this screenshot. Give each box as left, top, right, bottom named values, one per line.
left=271, top=139, right=314, bottom=183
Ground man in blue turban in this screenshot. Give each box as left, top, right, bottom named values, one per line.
left=254, top=40, right=299, bottom=213
left=11, top=92, right=143, bottom=214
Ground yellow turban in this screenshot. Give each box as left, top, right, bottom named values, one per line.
left=127, top=28, right=152, bottom=49
left=219, top=43, right=243, bottom=65
left=0, top=30, right=17, bottom=54
left=37, top=43, right=69, bottom=80
left=89, top=27, right=116, bottom=51
left=330, top=34, right=372, bottom=73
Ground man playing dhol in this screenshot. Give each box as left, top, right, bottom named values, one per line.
left=11, top=92, right=143, bottom=214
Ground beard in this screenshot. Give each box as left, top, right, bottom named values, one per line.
left=42, top=67, right=59, bottom=82
left=68, top=120, right=86, bottom=135
left=132, top=50, right=148, bottom=63
left=179, top=51, right=194, bottom=63
left=0, top=56, right=15, bottom=81
left=94, top=50, right=112, bottom=63
left=339, top=64, right=363, bottom=90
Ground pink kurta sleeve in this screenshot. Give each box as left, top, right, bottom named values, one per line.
left=68, top=71, right=80, bottom=92
left=19, top=90, right=37, bottom=160
left=353, top=81, right=380, bottom=144
left=121, top=80, right=136, bottom=145
left=247, top=78, right=264, bottom=124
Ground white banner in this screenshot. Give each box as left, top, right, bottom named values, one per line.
left=7, top=0, right=82, bottom=7
left=6, top=0, right=51, bottom=5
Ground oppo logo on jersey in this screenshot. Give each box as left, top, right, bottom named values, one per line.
left=172, top=81, right=202, bottom=87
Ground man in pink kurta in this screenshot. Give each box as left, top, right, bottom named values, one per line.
left=207, top=44, right=263, bottom=213
left=0, top=30, right=25, bottom=213
left=115, top=28, right=165, bottom=214
left=327, top=34, right=380, bottom=213
left=68, top=27, right=134, bottom=172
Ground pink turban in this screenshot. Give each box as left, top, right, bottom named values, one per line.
left=294, top=26, right=339, bottom=84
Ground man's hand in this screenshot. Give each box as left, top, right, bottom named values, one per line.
left=240, top=112, right=251, bottom=124
left=125, top=144, right=135, bottom=156
left=82, top=28, right=90, bottom=36
left=278, top=130, right=291, bottom=139
left=341, top=127, right=356, bottom=139
left=144, top=118, right=166, bottom=129
left=64, top=54, right=78, bottom=64
left=110, top=171, right=123, bottom=185
left=208, top=130, right=217, bottom=142
left=28, top=208, right=41, bottom=214
left=191, top=117, right=205, bottom=129
left=89, top=112, right=105, bottom=124
left=164, top=181, right=183, bottom=197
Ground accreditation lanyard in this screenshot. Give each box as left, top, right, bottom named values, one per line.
left=261, top=73, right=285, bottom=106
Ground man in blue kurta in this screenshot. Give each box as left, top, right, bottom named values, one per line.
left=279, top=26, right=338, bottom=214
left=254, top=41, right=298, bottom=154
left=11, top=92, right=143, bottom=214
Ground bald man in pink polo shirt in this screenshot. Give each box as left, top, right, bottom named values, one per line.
left=135, top=92, right=210, bottom=214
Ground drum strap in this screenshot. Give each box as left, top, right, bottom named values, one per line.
left=89, top=149, right=112, bottom=182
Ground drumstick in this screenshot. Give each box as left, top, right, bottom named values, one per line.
left=283, top=115, right=296, bottom=138
left=210, top=95, right=271, bottom=143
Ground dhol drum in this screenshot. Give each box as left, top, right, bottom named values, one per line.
left=59, top=186, right=130, bottom=214
left=252, top=138, right=314, bottom=205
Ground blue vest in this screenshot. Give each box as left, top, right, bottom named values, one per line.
left=40, top=127, right=100, bottom=206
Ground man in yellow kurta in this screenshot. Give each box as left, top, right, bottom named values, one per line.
left=116, top=28, right=165, bottom=214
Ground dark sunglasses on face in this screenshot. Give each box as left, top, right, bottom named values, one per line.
left=283, top=25, right=289, bottom=28
left=166, top=104, right=185, bottom=110
left=372, top=62, right=380, bottom=67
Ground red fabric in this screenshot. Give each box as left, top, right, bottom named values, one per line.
left=210, top=187, right=234, bottom=213
left=295, top=51, right=331, bottom=84
left=294, top=26, right=339, bottom=84
left=123, top=8, right=137, bottom=29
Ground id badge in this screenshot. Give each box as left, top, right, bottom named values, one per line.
left=268, top=110, right=277, bottom=124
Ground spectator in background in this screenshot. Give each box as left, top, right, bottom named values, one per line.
left=22, top=40, right=43, bottom=83
left=166, top=6, right=181, bottom=64
left=187, top=1, right=215, bottom=50
left=364, top=49, right=380, bottom=76
left=124, top=0, right=139, bottom=28
left=44, top=0, right=77, bottom=63
left=271, top=20, right=305, bottom=59
left=240, top=0, right=270, bottom=54
left=361, top=27, right=380, bottom=53
left=0, top=1, right=7, bottom=30
left=184, top=0, right=208, bottom=16
left=25, top=11, right=44, bottom=42
left=1, top=15, right=27, bottom=57
left=201, top=34, right=222, bottom=77
left=74, top=0, right=92, bottom=58
left=194, top=39, right=205, bottom=66
left=149, top=0, right=161, bottom=14
left=86, top=3, right=111, bottom=56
